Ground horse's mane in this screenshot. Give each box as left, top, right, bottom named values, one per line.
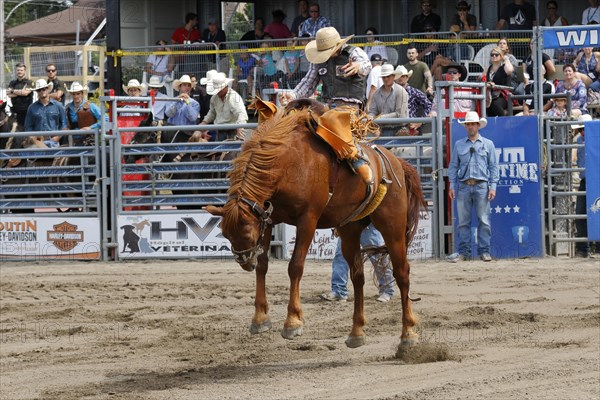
left=221, top=108, right=313, bottom=232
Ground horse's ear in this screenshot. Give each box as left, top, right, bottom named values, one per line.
left=203, top=205, right=224, bottom=216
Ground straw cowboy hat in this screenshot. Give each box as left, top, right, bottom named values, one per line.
left=571, top=114, right=592, bottom=130
left=173, top=75, right=193, bottom=91
left=394, top=65, right=413, bottom=78
left=123, top=79, right=147, bottom=95
left=66, top=81, right=88, bottom=93
left=304, top=27, right=355, bottom=64
left=200, top=69, right=218, bottom=85
left=379, top=64, right=401, bottom=78
left=442, top=63, right=468, bottom=81
left=33, top=79, right=53, bottom=91
left=207, top=72, right=234, bottom=96
left=458, top=111, right=487, bottom=129
left=147, top=75, right=164, bottom=88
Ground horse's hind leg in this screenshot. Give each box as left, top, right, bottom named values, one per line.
left=372, top=212, right=419, bottom=347
left=339, top=223, right=368, bottom=348
left=385, top=233, right=419, bottom=346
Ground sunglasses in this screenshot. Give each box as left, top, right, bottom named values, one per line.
left=458, top=7, right=468, bottom=11
left=447, top=70, right=460, bottom=74
left=46, top=69, right=56, bottom=72
left=490, top=53, right=501, bottom=57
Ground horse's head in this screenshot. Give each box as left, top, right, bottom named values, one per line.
left=205, top=199, right=273, bottom=271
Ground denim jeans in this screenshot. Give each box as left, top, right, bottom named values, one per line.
left=456, top=181, right=491, bottom=256
left=331, top=224, right=395, bottom=297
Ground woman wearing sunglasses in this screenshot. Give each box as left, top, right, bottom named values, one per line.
left=483, top=46, right=514, bottom=117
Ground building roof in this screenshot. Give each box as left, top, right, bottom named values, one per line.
left=6, top=0, right=106, bottom=44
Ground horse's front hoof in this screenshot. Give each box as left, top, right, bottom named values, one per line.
left=281, top=326, right=303, bottom=339
left=249, top=320, right=272, bottom=334
left=345, top=335, right=366, bottom=348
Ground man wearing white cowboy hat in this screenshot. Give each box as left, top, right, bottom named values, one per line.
left=24, top=78, right=67, bottom=148
left=395, top=65, right=432, bottom=119
left=65, top=82, right=107, bottom=145
left=572, top=114, right=600, bottom=257
left=367, top=64, right=408, bottom=127
left=146, top=75, right=169, bottom=122
left=123, top=79, right=147, bottom=96
left=198, top=72, right=248, bottom=141
left=165, top=74, right=200, bottom=126
left=278, top=26, right=371, bottom=109
left=447, top=111, right=499, bottom=263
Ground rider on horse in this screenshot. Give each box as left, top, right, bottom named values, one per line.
left=278, top=27, right=375, bottom=187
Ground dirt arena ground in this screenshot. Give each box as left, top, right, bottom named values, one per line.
left=0, top=256, right=598, bottom=400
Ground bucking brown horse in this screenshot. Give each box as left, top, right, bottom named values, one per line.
left=206, top=99, right=426, bottom=348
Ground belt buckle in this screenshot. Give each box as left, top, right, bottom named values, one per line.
left=465, top=178, right=476, bottom=186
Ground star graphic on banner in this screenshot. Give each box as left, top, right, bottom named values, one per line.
left=513, top=205, right=520, bottom=213
left=495, top=205, right=502, bottom=214
left=504, top=205, right=512, bottom=213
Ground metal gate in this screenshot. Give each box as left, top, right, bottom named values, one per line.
left=544, top=120, right=586, bottom=256
left=0, top=129, right=104, bottom=260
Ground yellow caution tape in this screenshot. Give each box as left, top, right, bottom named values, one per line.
left=109, top=37, right=532, bottom=66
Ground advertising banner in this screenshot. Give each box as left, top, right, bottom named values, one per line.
left=542, top=25, right=599, bottom=49
left=585, top=120, right=600, bottom=241
left=0, top=217, right=101, bottom=260
left=451, top=116, right=543, bottom=258
left=283, top=212, right=433, bottom=261
left=116, top=213, right=233, bottom=259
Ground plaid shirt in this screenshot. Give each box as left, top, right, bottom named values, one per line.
left=292, top=45, right=371, bottom=103
left=298, top=16, right=331, bottom=37
left=405, top=84, right=432, bottom=118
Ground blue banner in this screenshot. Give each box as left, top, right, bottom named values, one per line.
left=585, top=121, right=600, bottom=241
left=451, top=116, right=543, bottom=258
left=542, top=25, right=600, bottom=49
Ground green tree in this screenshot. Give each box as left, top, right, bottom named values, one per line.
left=224, top=3, right=253, bottom=42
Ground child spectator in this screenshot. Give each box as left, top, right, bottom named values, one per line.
left=236, top=46, right=257, bottom=99
left=546, top=94, right=576, bottom=118
left=257, top=40, right=282, bottom=89
left=281, top=39, right=301, bottom=88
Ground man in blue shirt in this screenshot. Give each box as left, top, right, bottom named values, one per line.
left=165, top=74, right=200, bottom=126
left=447, top=111, right=499, bottom=262
left=24, top=79, right=67, bottom=148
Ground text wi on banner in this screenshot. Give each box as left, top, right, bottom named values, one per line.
left=542, top=25, right=600, bottom=49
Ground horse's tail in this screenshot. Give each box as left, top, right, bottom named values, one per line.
left=399, top=158, right=427, bottom=247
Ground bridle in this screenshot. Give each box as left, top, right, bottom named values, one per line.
left=0, top=114, right=8, bottom=129
left=229, top=196, right=274, bottom=266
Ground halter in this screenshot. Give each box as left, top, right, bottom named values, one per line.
left=229, top=196, right=274, bottom=266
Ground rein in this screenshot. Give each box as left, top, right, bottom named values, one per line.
left=0, top=115, right=8, bottom=129
left=229, top=196, right=274, bottom=265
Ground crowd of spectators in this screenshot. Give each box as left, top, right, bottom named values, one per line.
left=4, top=0, right=599, bottom=142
